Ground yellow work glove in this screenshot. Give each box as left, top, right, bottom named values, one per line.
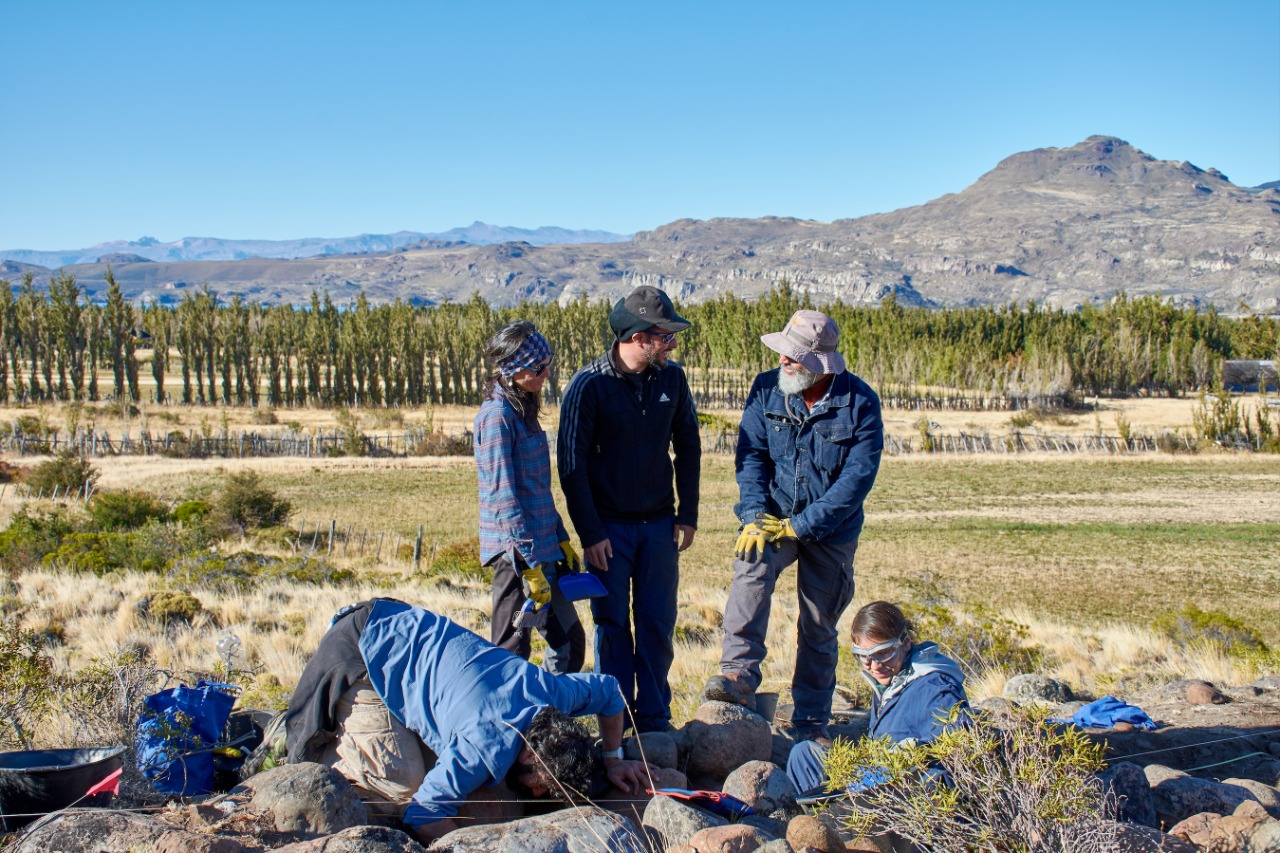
left=520, top=565, right=552, bottom=610
left=758, top=515, right=798, bottom=542
left=559, top=540, right=582, bottom=573
left=734, top=516, right=774, bottom=563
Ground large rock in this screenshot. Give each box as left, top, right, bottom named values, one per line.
left=1184, top=681, right=1227, bottom=705
left=624, top=731, right=679, bottom=769
left=685, top=702, right=774, bottom=783
left=722, top=760, right=798, bottom=816
left=642, top=791, right=729, bottom=849
left=427, top=806, right=644, bottom=852
left=7, top=810, right=244, bottom=853
left=1101, top=761, right=1157, bottom=827
left=1002, top=674, right=1071, bottom=705
left=684, top=824, right=771, bottom=852
left=236, top=762, right=368, bottom=838
left=784, top=814, right=843, bottom=853
left=1143, top=765, right=1256, bottom=826
left=275, top=826, right=428, bottom=852
left=1168, top=800, right=1279, bottom=850
left=1112, top=821, right=1198, bottom=852
left=1222, top=777, right=1280, bottom=818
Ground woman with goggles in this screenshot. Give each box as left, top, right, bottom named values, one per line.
left=787, top=601, right=969, bottom=795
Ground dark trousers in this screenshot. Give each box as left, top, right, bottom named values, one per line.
left=589, top=517, right=678, bottom=732
left=490, top=552, right=586, bottom=674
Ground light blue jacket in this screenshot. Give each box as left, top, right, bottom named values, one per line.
left=735, top=368, right=883, bottom=544
left=862, top=642, right=969, bottom=745
left=358, top=600, right=625, bottom=826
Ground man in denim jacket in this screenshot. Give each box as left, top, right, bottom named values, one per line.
left=704, top=310, right=883, bottom=741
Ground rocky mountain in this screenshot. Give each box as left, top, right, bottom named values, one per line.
left=0, top=222, right=629, bottom=268
left=7, top=137, right=1278, bottom=311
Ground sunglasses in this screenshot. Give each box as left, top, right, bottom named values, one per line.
left=851, top=636, right=905, bottom=667
left=647, top=330, right=676, bottom=344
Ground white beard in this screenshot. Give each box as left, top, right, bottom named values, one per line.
left=779, top=364, right=820, bottom=395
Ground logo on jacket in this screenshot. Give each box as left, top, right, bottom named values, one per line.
left=659, top=392, right=671, bottom=402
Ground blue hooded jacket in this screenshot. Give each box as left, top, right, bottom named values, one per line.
left=862, top=642, right=969, bottom=745
left=358, top=600, right=625, bottom=826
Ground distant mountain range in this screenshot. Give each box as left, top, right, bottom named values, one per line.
left=4, top=137, right=1278, bottom=312
left=0, top=222, right=630, bottom=268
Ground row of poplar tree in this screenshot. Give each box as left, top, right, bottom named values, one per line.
left=0, top=272, right=1276, bottom=409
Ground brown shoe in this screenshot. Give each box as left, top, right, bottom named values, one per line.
left=702, top=673, right=757, bottom=711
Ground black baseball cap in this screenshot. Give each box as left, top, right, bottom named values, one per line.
left=608, top=286, right=691, bottom=341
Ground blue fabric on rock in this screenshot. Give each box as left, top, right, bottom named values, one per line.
left=1049, top=695, right=1158, bottom=731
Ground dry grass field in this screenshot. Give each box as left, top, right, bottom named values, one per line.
left=3, top=396, right=1278, bottom=744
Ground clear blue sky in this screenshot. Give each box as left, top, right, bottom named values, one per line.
left=3, top=0, right=1277, bottom=250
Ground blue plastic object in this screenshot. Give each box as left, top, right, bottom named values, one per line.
left=559, top=572, right=607, bottom=601
left=135, top=681, right=238, bottom=796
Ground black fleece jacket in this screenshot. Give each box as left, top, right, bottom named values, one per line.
left=557, top=348, right=701, bottom=548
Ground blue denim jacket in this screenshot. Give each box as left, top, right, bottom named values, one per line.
left=734, top=368, right=883, bottom=544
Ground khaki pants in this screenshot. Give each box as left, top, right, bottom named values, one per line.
left=320, top=681, right=436, bottom=808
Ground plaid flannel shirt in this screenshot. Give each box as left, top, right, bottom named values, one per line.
left=474, top=390, right=569, bottom=568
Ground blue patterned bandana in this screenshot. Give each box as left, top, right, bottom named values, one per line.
left=498, top=331, right=552, bottom=378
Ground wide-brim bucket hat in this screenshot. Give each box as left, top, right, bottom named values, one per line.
left=761, top=309, right=846, bottom=375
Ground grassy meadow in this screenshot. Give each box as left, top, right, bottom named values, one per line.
left=2, top=397, right=1278, bottom=744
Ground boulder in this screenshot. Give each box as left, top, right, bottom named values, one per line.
left=971, top=696, right=1016, bottom=717
left=1169, top=800, right=1278, bottom=851
left=7, top=810, right=245, bottom=853
left=784, top=815, right=843, bottom=853
left=642, top=791, right=729, bottom=849
left=738, top=813, right=787, bottom=841
left=236, top=762, right=367, bottom=838
left=1184, top=681, right=1227, bottom=705
left=1002, top=674, right=1071, bottom=705
left=755, top=841, right=795, bottom=853
left=685, top=702, right=774, bottom=783
left=722, top=760, right=798, bottom=816
left=685, top=824, right=771, bottom=852
left=427, top=806, right=644, bottom=852
left=275, top=826, right=427, bottom=852
left=1143, top=766, right=1255, bottom=826
left=1222, top=777, right=1280, bottom=818
left=1111, top=821, right=1198, bottom=852
left=1101, top=761, right=1157, bottom=827
left=624, top=731, right=679, bottom=769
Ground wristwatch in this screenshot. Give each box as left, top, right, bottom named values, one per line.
left=601, top=746, right=624, bottom=761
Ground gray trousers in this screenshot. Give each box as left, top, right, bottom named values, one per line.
left=719, top=536, right=857, bottom=730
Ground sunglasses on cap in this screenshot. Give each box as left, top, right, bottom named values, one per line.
left=851, top=636, right=905, bottom=666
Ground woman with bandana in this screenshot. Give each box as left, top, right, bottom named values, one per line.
left=474, top=320, right=585, bottom=673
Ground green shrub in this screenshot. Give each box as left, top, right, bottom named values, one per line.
left=172, top=499, right=212, bottom=525
left=369, top=408, right=405, bottom=429
left=1153, top=605, right=1268, bottom=655
left=214, top=470, right=291, bottom=529
left=408, top=430, right=473, bottom=457
left=1008, top=408, right=1042, bottom=429
left=42, top=532, right=120, bottom=575
left=251, top=407, right=279, bottom=425
left=422, top=536, right=487, bottom=581
left=89, top=489, right=169, bottom=531
left=335, top=409, right=365, bottom=456
left=822, top=708, right=1116, bottom=852
left=138, top=590, right=203, bottom=626
left=0, top=618, right=58, bottom=747
left=165, top=550, right=352, bottom=593
left=899, top=578, right=1047, bottom=677
left=0, top=508, right=77, bottom=572
left=24, top=451, right=97, bottom=496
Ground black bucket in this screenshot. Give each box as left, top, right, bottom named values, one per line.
left=0, top=746, right=126, bottom=831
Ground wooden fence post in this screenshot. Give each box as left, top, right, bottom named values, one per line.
left=328, top=520, right=336, bottom=555
left=413, top=525, right=424, bottom=569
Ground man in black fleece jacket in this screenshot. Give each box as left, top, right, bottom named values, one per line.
left=557, top=286, right=701, bottom=733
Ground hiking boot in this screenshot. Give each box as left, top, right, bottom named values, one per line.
left=702, top=672, right=757, bottom=711
left=789, top=725, right=833, bottom=748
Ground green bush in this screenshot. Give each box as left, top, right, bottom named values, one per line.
left=0, top=618, right=58, bottom=748
left=422, top=536, right=487, bottom=582
left=138, top=590, right=203, bottom=626
left=1153, top=605, right=1268, bottom=655
left=822, top=708, right=1116, bottom=852
left=42, top=532, right=121, bottom=575
left=24, top=451, right=97, bottom=496
left=0, top=508, right=77, bottom=572
left=165, top=550, right=352, bottom=593
left=899, top=578, right=1047, bottom=677
left=172, top=499, right=212, bottom=525
left=89, top=489, right=169, bottom=531
left=214, top=470, right=291, bottom=529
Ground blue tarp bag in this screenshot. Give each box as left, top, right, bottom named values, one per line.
left=135, top=681, right=239, bottom=795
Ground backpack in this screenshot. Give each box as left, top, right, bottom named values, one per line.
left=135, top=681, right=239, bottom=796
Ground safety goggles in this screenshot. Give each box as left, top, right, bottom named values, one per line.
left=851, top=636, right=905, bottom=667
